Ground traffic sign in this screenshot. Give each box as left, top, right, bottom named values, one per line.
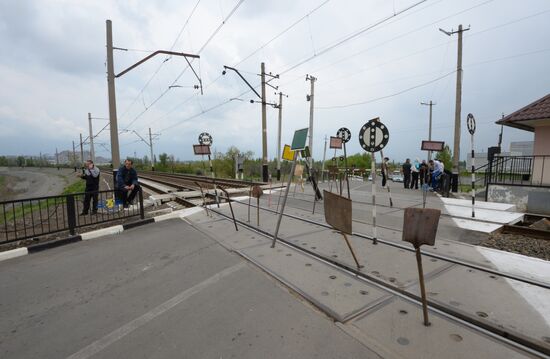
left=359, top=118, right=389, bottom=153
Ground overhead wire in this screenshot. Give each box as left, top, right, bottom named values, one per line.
left=121, top=0, right=246, bottom=133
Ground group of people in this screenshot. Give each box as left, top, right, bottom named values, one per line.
left=78, top=159, right=141, bottom=215
left=380, top=157, right=446, bottom=192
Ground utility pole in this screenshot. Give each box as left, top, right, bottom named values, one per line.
left=88, top=113, right=95, bottom=163
left=106, top=20, right=121, bottom=182
left=72, top=140, right=77, bottom=171
left=275, top=91, right=288, bottom=181
left=440, top=24, right=469, bottom=192
left=322, top=135, right=328, bottom=182
left=79, top=133, right=85, bottom=164
left=421, top=101, right=436, bottom=161
left=149, top=127, right=155, bottom=171
left=260, top=62, right=269, bottom=182
left=222, top=63, right=277, bottom=183
left=306, top=74, right=317, bottom=168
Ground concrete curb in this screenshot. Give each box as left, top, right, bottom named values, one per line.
left=0, top=207, right=202, bottom=264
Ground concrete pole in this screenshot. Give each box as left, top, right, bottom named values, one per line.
left=261, top=62, right=268, bottom=182
left=307, top=75, right=316, bottom=168
left=88, top=112, right=95, bottom=163
left=276, top=92, right=283, bottom=181
left=421, top=101, right=435, bottom=161
left=149, top=127, right=155, bottom=171
left=321, top=135, right=327, bottom=182
left=72, top=140, right=76, bottom=171
left=79, top=133, right=85, bottom=165
left=106, top=20, right=121, bottom=181
left=452, top=24, right=464, bottom=192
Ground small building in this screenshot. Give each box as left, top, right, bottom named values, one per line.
left=485, top=93, right=550, bottom=213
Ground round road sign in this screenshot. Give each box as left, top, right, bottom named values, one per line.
left=336, top=127, right=351, bottom=143
left=198, top=132, right=212, bottom=146
left=358, top=119, right=389, bottom=153
left=466, top=113, right=476, bottom=135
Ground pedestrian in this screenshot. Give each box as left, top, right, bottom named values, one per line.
left=116, top=159, right=140, bottom=208
left=381, top=157, right=389, bottom=188
left=79, top=160, right=100, bottom=215
left=402, top=158, right=412, bottom=189
left=419, top=160, right=429, bottom=187
left=429, top=159, right=444, bottom=191
left=410, top=158, right=420, bottom=189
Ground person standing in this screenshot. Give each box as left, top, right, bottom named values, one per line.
left=419, top=160, right=429, bottom=187
left=410, top=158, right=420, bottom=189
left=429, top=159, right=444, bottom=191
left=381, top=157, right=389, bottom=188
left=116, top=159, right=140, bottom=208
left=79, top=160, right=100, bottom=215
left=402, top=158, right=412, bottom=189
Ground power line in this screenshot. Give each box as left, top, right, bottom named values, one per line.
left=316, top=71, right=456, bottom=110
left=118, top=0, right=202, bottom=122
left=121, top=0, right=245, bottom=132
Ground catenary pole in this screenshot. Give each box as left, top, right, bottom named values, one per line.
left=306, top=75, right=316, bottom=168
left=149, top=127, right=155, bottom=171
left=88, top=113, right=95, bottom=163
left=106, top=20, right=121, bottom=185
left=261, top=62, right=268, bottom=182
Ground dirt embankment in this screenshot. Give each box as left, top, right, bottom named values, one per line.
left=0, top=167, right=80, bottom=201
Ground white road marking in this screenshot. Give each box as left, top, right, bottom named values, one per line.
left=66, top=262, right=245, bottom=359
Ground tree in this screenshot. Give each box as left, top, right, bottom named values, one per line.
left=158, top=153, right=168, bottom=167
left=436, top=145, right=452, bottom=171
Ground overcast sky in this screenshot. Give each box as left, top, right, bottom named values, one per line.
left=1, top=0, right=549, bottom=163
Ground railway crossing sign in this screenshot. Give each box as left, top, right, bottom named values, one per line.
left=291, top=128, right=309, bottom=150
left=358, top=118, right=389, bottom=153
left=282, top=145, right=294, bottom=161
left=329, top=136, right=343, bottom=149
left=193, top=144, right=211, bottom=155
left=467, top=113, right=476, bottom=135
left=336, top=127, right=351, bottom=143
left=198, top=132, right=212, bottom=145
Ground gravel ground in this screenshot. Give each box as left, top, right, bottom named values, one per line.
left=481, top=232, right=550, bottom=261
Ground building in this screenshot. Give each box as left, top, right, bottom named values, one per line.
left=485, top=93, right=550, bottom=213
left=509, top=141, right=534, bottom=156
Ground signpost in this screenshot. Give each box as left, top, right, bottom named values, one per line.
left=329, top=137, right=342, bottom=194
left=336, top=127, right=351, bottom=198
left=402, top=207, right=441, bottom=326
left=198, top=132, right=214, bottom=177
left=272, top=128, right=308, bottom=248
left=421, top=140, right=445, bottom=152
left=251, top=185, right=263, bottom=226
left=359, top=117, right=390, bottom=245
left=467, top=113, right=476, bottom=218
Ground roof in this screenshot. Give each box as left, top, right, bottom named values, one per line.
left=496, top=93, right=550, bottom=132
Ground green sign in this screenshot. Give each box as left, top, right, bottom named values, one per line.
left=291, top=128, right=308, bottom=150
left=301, top=146, right=311, bottom=159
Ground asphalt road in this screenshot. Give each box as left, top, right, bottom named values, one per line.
left=0, top=218, right=380, bottom=359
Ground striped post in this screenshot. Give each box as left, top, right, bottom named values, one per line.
left=471, top=134, right=475, bottom=218
left=371, top=152, right=377, bottom=245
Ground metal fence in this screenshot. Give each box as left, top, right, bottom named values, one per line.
left=484, top=155, right=550, bottom=187
left=1, top=189, right=144, bottom=244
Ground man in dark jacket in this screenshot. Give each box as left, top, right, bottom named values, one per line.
left=401, top=158, right=412, bottom=189
left=116, top=159, right=140, bottom=208
left=80, top=160, right=100, bottom=215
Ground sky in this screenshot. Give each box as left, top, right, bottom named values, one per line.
left=1, top=0, right=549, bottom=164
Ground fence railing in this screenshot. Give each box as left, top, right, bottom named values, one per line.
left=1, top=189, right=144, bottom=244
left=483, top=155, right=550, bottom=187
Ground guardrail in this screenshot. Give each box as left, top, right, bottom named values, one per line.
left=484, top=155, right=550, bottom=188
left=1, top=189, right=144, bottom=244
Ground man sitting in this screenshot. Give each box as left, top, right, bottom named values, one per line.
left=116, top=159, right=140, bottom=208
left=428, top=159, right=444, bottom=191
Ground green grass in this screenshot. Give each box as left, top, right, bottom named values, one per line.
left=0, top=175, right=5, bottom=187
left=1, top=179, right=86, bottom=224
